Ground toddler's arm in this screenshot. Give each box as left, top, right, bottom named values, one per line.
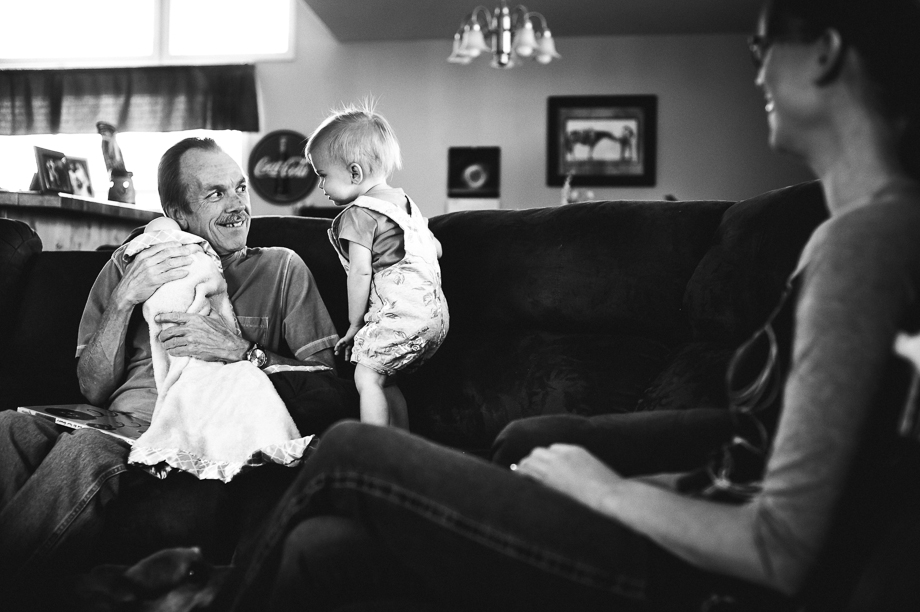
left=335, top=240, right=373, bottom=358
left=434, top=236, right=443, bottom=259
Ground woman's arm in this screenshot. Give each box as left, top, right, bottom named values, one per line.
left=516, top=445, right=764, bottom=587
left=520, top=205, right=920, bottom=595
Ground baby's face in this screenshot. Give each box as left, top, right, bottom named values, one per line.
left=146, top=217, right=181, bottom=233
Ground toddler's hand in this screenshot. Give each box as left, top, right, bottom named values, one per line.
left=334, top=325, right=361, bottom=360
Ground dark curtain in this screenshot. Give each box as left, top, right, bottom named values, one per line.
left=0, top=64, right=259, bottom=135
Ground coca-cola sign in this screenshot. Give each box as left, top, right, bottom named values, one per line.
left=247, top=130, right=318, bottom=205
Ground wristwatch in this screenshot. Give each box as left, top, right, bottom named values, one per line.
left=245, top=342, right=268, bottom=369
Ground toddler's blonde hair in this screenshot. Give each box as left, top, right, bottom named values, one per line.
left=306, top=98, right=402, bottom=178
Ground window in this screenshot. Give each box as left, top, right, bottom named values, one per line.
left=0, top=0, right=294, bottom=68
left=0, top=1, right=273, bottom=209
left=0, top=131, right=244, bottom=211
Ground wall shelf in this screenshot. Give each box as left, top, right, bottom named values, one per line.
left=0, top=190, right=161, bottom=251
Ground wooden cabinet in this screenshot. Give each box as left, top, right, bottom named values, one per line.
left=0, top=191, right=161, bottom=251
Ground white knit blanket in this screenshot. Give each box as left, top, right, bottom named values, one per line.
left=124, top=229, right=312, bottom=482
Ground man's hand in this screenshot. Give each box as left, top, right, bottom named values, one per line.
left=113, top=242, right=195, bottom=310
left=156, top=311, right=249, bottom=362
left=514, top=444, right=624, bottom=513
left=334, top=324, right=362, bottom=361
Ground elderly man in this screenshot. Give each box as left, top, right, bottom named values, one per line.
left=0, top=137, right=355, bottom=582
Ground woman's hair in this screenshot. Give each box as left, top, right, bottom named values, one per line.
left=158, top=137, right=221, bottom=217
left=305, top=99, right=402, bottom=179
left=763, top=0, right=920, bottom=177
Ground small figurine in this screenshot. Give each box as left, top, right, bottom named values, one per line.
left=96, top=121, right=135, bottom=204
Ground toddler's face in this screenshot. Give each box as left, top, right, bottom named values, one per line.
left=309, top=150, right=360, bottom=206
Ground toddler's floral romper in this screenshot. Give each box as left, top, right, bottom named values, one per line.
left=329, top=195, right=449, bottom=375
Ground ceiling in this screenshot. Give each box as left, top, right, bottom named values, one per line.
left=302, top=0, right=765, bottom=43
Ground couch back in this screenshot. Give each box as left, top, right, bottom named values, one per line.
left=0, top=181, right=828, bottom=449
left=249, top=181, right=828, bottom=448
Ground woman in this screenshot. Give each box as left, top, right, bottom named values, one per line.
left=226, top=1, right=920, bottom=609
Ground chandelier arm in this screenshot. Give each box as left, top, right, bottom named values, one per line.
left=508, top=5, right=530, bottom=29
left=524, top=11, right=549, bottom=32
left=470, top=6, right=495, bottom=32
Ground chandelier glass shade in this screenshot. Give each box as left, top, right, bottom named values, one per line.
left=448, top=3, right=560, bottom=68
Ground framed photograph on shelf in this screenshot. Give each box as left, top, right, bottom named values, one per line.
left=65, top=156, right=94, bottom=198
left=33, top=147, right=72, bottom=194
left=547, top=95, right=657, bottom=187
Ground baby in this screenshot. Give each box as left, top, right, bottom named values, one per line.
left=124, top=217, right=310, bottom=482
left=307, top=101, right=449, bottom=428
left=138, top=216, right=237, bottom=394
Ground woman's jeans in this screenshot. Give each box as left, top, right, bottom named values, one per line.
left=0, top=410, right=129, bottom=577
left=226, top=420, right=735, bottom=612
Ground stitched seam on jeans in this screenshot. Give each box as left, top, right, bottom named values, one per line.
left=235, top=476, right=330, bottom=597
left=26, top=463, right=127, bottom=568
left=326, top=472, right=647, bottom=600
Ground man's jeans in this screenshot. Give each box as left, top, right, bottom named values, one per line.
left=0, top=410, right=129, bottom=576
left=225, top=420, right=734, bottom=612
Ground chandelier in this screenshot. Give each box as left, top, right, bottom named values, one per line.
left=448, top=2, right=561, bottom=68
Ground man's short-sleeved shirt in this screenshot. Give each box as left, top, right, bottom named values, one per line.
left=76, top=245, right=338, bottom=422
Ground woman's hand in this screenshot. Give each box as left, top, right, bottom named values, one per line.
left=514, top=444, right=625, bottom=513
left=334, top=324, right=362, bottom=360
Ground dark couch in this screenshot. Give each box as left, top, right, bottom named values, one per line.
left=6, top=180, right=920, bottom=609
left=0, top=180, right=829, bottom=560
left=15, top=181, right=918, bottom=609
left=0, top=181, right=828, bottom=447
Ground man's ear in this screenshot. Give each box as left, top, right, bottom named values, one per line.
left=815, top=28, right=846, bottom=86
left=169, top=206, right=190, bottom=230
left=349, top=162, right=364, bottom=185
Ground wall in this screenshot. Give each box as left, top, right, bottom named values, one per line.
left=248, top=1, right=814, bottom=218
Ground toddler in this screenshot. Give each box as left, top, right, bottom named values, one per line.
left=306, top=102, right=449, bottom=428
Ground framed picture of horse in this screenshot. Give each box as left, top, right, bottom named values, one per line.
left=546, top=95, right=657, bottom=187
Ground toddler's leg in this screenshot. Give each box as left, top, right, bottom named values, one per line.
left=354, top=364, right=389, bottom=426
left=384, top=385, right=409, bottom=430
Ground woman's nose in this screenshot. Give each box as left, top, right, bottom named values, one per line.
left=755, top=64, right=766, bottom=88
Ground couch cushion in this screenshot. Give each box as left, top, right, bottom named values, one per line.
left=683, top=181, right=828, bottom=345
left=403, top=329, right=670, bottom=450
left=0, top=218, right=42, bottom=322
left=431, top=199, right=732, bottom=345
left=636, top=341, right=735, bottom=411
left=0, top=250, right=111, bottom=412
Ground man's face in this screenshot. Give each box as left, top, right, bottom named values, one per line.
left=174, top=148, right=251, bottom=256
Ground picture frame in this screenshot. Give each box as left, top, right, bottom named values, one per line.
left=447, top=146, right=501, bottom=198
left=64, top=156, right=95, bottom=198
left=33, top=147, right=72, bottom=194
left=546, top=95, right=657, bottom=187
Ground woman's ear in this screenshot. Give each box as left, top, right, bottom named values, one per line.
left=349, top=162, right=364, bottom=184
left=816, top=28, right=846, bottom=85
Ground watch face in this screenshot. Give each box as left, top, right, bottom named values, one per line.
left=249, top=346, right=267, bottom=368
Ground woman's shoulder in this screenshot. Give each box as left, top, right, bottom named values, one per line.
left=809, top=189, right=920, bottom=283
left=825, top=191, right=920, bottom=248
